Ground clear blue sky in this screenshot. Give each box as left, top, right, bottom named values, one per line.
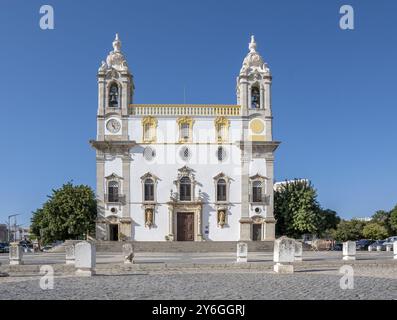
left=1, top=0, right=396, bottom=227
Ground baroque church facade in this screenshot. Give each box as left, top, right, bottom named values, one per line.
left=90, top=34, right=280, bottom=242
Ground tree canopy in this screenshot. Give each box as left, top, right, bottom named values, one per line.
left=274, top=179, right=339, bottom=238
left=30, top=182, right=97, bottom=244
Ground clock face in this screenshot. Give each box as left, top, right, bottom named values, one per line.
left=106, top=119, right=121, bottom=133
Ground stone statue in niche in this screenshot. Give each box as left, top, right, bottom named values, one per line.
left=218, top=210, right=226, bottom=228
left=145, top=209, right=154, bottom=228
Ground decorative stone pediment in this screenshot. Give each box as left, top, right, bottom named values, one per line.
left=140, top=172, right=159, bottom=182
left=249, top=173, right=268, bottom=181
left=176, top=165, right=195, bottom=181
left=105, top=173, right=123, bottom=181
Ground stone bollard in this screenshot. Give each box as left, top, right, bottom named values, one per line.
left=342, top=241, right=356, bottom=260
left=294, top=241, right=303, bottom=262
left=394, top=241, right=397, bottom=260
left=368, top=246, right=373, bottom=252
left=236, top=242, right=248, bottom=263
left=75, top=241, right=96, bottom=276
left=386, top=244, right=392, bottom=252
left=65, top=245, right=75, bottom=265
left=376, top=245, right=382, bottom=252
left=123, top=243, right=134, bottom=264
left=273, top=237, right=295, bottom=273
left=9, top=242, right=23, bottom=265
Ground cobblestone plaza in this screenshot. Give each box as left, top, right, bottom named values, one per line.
left=1, top=252, right=396, bottom=300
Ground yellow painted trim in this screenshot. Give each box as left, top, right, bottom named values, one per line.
left=249, top=135, right=266, bottom=142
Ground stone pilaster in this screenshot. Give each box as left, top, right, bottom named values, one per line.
left=265, top=153, right=275, bottom=219
left=122, top=156, right=131, bottom=219
left=95, top=153, right=106, bottom=240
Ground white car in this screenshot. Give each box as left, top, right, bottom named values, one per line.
left=383, top=236, right=397, bottom=248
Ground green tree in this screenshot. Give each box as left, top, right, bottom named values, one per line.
left=371, top=210, right=392, bottom=236
left=317, top=209, right=341, bottom=237
left=331, top=219, right=366, bottom=241
left=30, top=182, right=97, bottom=244
left=389, top=204, right=397, bottom=233
left=274, top=179, right=323, bottom=238
left=362, top=222, right=388, bottom=240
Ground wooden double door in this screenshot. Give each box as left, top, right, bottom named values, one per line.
left=177, top=212, right=194, bottom=241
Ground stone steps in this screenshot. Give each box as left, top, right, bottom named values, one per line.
left=95, top=241, right=274, bottom=253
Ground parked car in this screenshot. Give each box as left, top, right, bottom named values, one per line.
left=382, top=236, right=397, bottom=248
left=0, top=243, right=9, bottom=253
left=356, top=239, right=374, bottom=251
left=41, top=245, right=53, bottom=252
left=368, top=240, right=385, bottom=251
left=332, top=242, right=343, bottom=251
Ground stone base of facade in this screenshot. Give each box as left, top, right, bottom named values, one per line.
left=274, top=263, right=294, bottom=274
left=75, top=268, right=95, bottom=277
left=342, top=256, right=356, bottom=261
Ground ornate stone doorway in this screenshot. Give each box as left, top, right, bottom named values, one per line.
left=177, top=212, right=194, bottom=241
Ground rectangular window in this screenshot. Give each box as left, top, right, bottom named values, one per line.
left=144, top=123, right=152, bottom=141
left=252, top=187, right=262, bottom=203
left=180, top=185, right=191, bottom=201
left=181, top=123, right=190, bottom=141
left=217, top=184, right=227, bottom=202
left=144, top=184, right=154, bottom=201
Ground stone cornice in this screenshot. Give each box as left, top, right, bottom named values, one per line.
left=236, top=141, right=281, bottom=153
left=89, top=140, right=136, bottom=153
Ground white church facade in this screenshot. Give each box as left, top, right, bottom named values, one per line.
left=90, top=34, right=280, bottom=242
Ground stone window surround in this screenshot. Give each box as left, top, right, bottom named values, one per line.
left=214, top=116, right=230, bottom=143
left=213, top=172, right=232, bottom=204
left=140, top=172, right=160, bottom=204
left=177, top=116, right=194, bottom=143
left=142, top=116, right=158, bottom=143
left=104, top=173, right=124, bottom=206
left=249, top=173, right=268, bottom=205
left=172, top=166, right=198, bottom=202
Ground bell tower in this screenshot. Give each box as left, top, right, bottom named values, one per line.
left=237, top=36, right=279, bottom=241
left=97, top=33, right=134, bottom=140
left=236, top=35, right=272, bottom=140
left=92, top=34, right=135, bottom=241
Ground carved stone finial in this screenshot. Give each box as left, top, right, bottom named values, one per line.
left=249, top=35, right=257, bottom=52
left=113, top=33, right=121, bottom=52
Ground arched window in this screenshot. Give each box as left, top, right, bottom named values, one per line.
left=251, top=86, right=260, bottom=109
left=217, top=179, right=227, bottom=202
left=144, top=178, right=154, bottom=201
left=109, top=83, right=119, bottom=108
left=179, top=176, right=191, bottom=201
left=108, top=181, right=119, bottom=202
left=252, top=181, right=263, bottom=203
